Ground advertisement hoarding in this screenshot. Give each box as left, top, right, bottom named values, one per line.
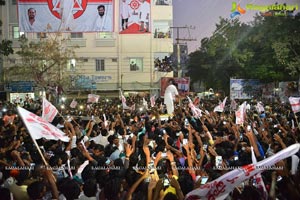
left=18, top=0, right=113, bottom=32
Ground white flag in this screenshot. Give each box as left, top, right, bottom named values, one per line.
left=143, top=97, right=148, bottom=109
left=251, top=147, right=268, bottom=199
left=18, top=107, right=69, bottom=142
left=70, top=99, right=78, bottom=108
left=150, top=95, right=156, bottom=107
left=213, top=97, right=227, bottom=112
left=42, top=98, right=58, bottom=123
left=187, top=96, right=202, bottom=118
left=256, top=102, right=265, bottom=113
left=289, top=97, right=300, bottom=113
left=235, top=101, right=247, bottom=125
left=87, top=94, right=100, bottom=103
left=121, top=95, right=131, bottom=110
left=185, top=143, right=300, bottom=200
left=230, top=99, right=237, bottom=111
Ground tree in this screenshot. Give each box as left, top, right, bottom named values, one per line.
left=0, top=39, right=14, bottom=56
left=187, top=13, right=300, bottom=93
left=4, top=34, right=78, bottom=101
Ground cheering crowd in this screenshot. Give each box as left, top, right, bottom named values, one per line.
left=0, top=92, right=300, bottom=200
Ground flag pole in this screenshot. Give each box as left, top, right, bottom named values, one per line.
left=17, top=107, right=48, bottom=166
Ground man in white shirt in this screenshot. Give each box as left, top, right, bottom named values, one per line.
left=93, top=5, right=113, bottom=32
left=22, top=8, right=45, bottom=32
left=139, top=0, right=150, bottom=32
left=164, top=79, right=179, bottom=115
left=120, top=0, right=130, bottom=30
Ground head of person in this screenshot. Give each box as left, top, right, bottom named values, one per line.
left=27, top=181, right=47, bottom=200
left=28, top=8, right=36, bottom=20
left=98, top=5, right=105, bottom=17
left=168, top=78, right=176, bottom=86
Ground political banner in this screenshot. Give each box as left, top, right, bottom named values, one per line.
left=119, top=0, right=151, bottom=34
left=185, top=143, right=300, bottom=200
left=18, top=106, right=69, bottom=142
left=18, top=0, right=113, bottom=32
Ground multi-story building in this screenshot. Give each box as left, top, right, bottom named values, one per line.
left=0, top=0, right=174, bottom=101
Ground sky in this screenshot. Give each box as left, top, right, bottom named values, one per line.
left=172, top=0, right=300, bottom=53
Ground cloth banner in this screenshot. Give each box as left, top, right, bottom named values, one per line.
left=18, top=107, right=69, bottom=142
left=185, top=143, right=300, bottom=200
left=87, top=94, right=100, bottom=103
left=42, top=97, right=58, bottom=123
left=289, top=97, right=300, bottom=113
left=213, top=97, right=227, bottom=112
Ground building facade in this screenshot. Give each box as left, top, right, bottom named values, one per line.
left=0, top=0, right=174, bottom=101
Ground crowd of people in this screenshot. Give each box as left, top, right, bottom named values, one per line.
left=154, top=57, right=173, bottom=72
left=0, top=92, right=299, bottom=200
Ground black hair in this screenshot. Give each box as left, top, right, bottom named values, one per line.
left=163, top=192, right=179, bottom=200
left=81, top=164, right=97, bottom=182
left=27, top=181, right=46, bottom=200
left=104, top=177, right=122, bottom=200
left=60, top=179, right=81, bottom=200
left=82, top=179, right=97, bottom=197
left=97, top=5, right=105, bottom=10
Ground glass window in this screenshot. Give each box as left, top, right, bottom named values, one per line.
left=12, top=0, right=17, bottom=5
left=130, top=58, right=143, bottom=72
left=155, top=0, right=172, bottom=6
left=98, top=32, right=113, bottom=39
left=66, top=59, right=76, bottom=71
left=153, top=21, right=171, bottom=38
left=12, top=26, right=20, bottom=39
left=96, top=59, right=105, bottom=71
left=71, top=32, right=83, bottom=38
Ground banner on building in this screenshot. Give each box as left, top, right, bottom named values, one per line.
left=18, top=0, right=113, bottom=33
left=160, top=77, right=190, bottom=97
left=119, top=0, right=151, bottom=34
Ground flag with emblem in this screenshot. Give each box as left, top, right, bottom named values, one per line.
left=150, top=95, right=156, bottom=107
left=18, top=107, right=69, bottom=142
left=42, top=97, right=58, bottom=123
left=70, top=99, right=78, bottom=109
left=213, top=97, right=227, bottom=112
left=87, top=94, right=99, bottom=103
left=289, top=97, right=300, bottom=113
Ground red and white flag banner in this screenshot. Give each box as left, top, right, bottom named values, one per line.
left=289, top=97, right=300, bottom=113
left=87, top=94, right=100, bottom=103
left=187, top=96, right=202, bottom=118
left=185, top=143, right=300, bottom=200
left=235, top=101, right=247, bottom=125
left=251, top=146, right=268, bottom=199
left=42, top=97, right=58, bottom=123
left=70, top=99, right=78, bottom=108
left=256, top=102, right=265, bottom=113
left=213, top=97, right=227, bottom=113
left=150, top=95, right=156, bottom=107
left=121, top=95, right=131, bottom=110
left=18, top=106, right=69, bottom=142
left=230, top=99, right=237, bottom=111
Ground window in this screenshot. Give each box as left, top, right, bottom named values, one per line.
left=153, top=21, right=172, bottom=38
left=155, top=0, right=172, bottom=6
left=96, top=59, right=105, bottom=71
left=12, top=0, right=17, bottom=5
left=71, top=32, right=83, bottom=38
left=12, top=26, right=20, bottom=39
left=66, top=59, right=76, bottom=71
left=130, top=58, right=143, bottom=71
left=98, top=32, right=113, bottom=39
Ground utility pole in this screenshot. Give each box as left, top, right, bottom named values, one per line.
left=170, top=26, right=196, bottom=78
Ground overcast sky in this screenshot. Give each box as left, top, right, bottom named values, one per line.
left=172, top=0, right=300, bottom=53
